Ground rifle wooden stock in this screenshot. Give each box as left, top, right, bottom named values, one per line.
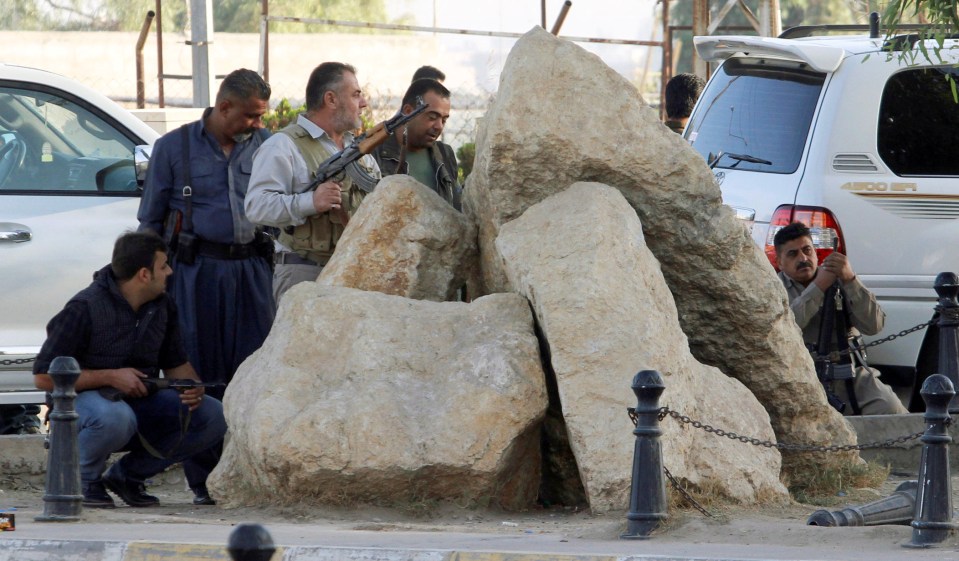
left=357, top=122, right=390, bottom=154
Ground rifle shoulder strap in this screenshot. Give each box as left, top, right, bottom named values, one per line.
left=833, top=286, right=862, bottom=415
left=179, top=125, right=194, bottom=233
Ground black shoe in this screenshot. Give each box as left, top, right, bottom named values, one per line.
left=192, top=486, right=216, bottom=506
left=102, top=467, right=159, bottom=507
left=82, top=481, right=116, bottom=509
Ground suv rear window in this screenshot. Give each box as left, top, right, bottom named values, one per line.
left=686, top=58, right=826, bottom=174
left=878, top=67, right=959, bottom=176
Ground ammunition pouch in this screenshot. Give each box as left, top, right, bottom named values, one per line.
left=830, top=362, right=855, bottom=381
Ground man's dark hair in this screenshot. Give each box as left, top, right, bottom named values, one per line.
left=305, top=62, right=357, bottom=112
left=216, top=68, right=271, bottom=104
left=411, top=65, right=445, bottom=83
left=773, top=222, right=812, bottom=253
left=112, top=231, right=167, bottom=281
left=665, top=73, right=705, bottom=120
left=402, top=78, right=450, bottom=108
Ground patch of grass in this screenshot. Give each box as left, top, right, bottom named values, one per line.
left=788, top=460, right=890, bottom=506
left=665, top=476, right=735, bottom=523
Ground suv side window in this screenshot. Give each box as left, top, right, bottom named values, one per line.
left=878, top=67, right=959, bottom=176
left=0, top=85, right=138, bottom=193
left=686, top=58, right=826, bottom=174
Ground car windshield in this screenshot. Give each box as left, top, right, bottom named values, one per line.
left=0, top=86, right=138, bottom=192
left=685, top=57, right=826, bottom=174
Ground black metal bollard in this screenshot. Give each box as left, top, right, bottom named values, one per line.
left=621, top=370, right=667, bottom=540
left=807, top=481, right=917, bottom=527
left=35, top=356, right=82, bottom=522
left=905, top=373, right=957, bottom=548
left=227, top=523, right=276, bottom=561
left=934, top=272, right=959, bottom=413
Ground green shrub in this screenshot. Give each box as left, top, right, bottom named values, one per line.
left=456, top=142, right=475, bottom=182
left=263, top=98, right=305, bottom=132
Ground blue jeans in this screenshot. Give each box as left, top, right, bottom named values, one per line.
left=76, top=388, right=226, bottom=485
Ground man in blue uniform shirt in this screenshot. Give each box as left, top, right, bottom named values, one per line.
left=138, top=68, right=274, bottom=505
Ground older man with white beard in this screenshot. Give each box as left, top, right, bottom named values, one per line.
left=246, top=62, right=380, bottom=304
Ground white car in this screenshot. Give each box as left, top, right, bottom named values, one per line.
left=688, top=25, right=959, bottom=409
left=0, top=64, right=158, bottom=405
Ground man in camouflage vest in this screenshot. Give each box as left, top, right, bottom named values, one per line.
left=246, top=62, right=380, bottom=304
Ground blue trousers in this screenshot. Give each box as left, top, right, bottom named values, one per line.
left=171, top=254, right=274, bottom=399
left=170, top=253, right=273, bottom=490
left=76, top=389, right=226, bottom=485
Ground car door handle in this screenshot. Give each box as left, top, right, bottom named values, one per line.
left=0, top=223, right=32, bottom=243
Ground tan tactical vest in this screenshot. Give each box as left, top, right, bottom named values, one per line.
left=277, top=124, right=370, bottom=265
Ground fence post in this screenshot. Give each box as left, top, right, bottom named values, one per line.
left=905, top=373, right=957, bottom=548
left=621, top=369, right=667, bottom=540
left=35, top=356, right=82, bottom=522
left=806, top=481, right=917, bottom=526
left=934, top=272, right=959, bottom=413
left=227, top=523, right=276, bottom=561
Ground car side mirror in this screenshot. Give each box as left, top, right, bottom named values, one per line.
left=134, top=144, right=152, bottom=188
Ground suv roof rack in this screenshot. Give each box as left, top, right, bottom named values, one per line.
left=883, top=32, right=959, bottom=51
left=779, top=11, right=934, bottom=40
left=780, top=23, right=928, bottom=40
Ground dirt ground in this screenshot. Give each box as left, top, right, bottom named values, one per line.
left=3, top=467, right=957, bottom=549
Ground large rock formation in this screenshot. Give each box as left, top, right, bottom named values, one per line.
left=318, top=175, right=477, bottom=302
left=209, top=286, right=547, bottom=509
left=497, top=182, right=788, bottom=511
left=463, top=26, right=858, bottom=475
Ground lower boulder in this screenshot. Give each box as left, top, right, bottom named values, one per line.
left=208, top=285, right=548, bottom=510
left=496, top=183, right=789, bottom=512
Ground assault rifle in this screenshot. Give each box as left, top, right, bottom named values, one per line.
left=98, top=378, right=225, bottom=401
left=308, top=97, right=429, bottom=193
left=813, top=237, right=859, bottom=414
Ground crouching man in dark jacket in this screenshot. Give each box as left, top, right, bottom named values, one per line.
left=33, top=231, right=226, bottom=508
left=371, top=78, right=461, bottom=210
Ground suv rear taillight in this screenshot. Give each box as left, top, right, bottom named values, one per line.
left=764, top=205, right=845, bottom=271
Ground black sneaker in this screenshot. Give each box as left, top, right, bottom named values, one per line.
left=82, top=480, right=116, bottom=509
left=192, top=486, right=216, bottom=506
left=102, top=467, right=159, bottom=507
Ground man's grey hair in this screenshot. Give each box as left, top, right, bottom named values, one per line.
left=216, top=68, right=271, bottom=104
left=305, top=62, right=357, bottom=112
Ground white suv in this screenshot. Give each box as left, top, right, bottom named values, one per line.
left=0, top=64, right=158, bottom=405
left=688, top=26, right=959, bottom=408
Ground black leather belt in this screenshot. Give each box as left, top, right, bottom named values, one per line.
left=274, top=252, right=318, bottom=266
left=196, top=240, right=257, bottom=260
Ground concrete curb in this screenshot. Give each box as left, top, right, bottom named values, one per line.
left=0, top=539, right=803, bottom=561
